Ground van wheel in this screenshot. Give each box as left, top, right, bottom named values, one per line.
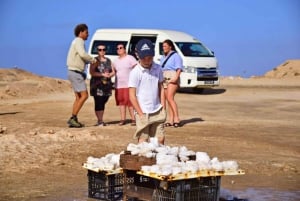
left=193, top=88, right=204, bottom=93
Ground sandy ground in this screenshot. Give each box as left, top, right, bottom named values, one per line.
left=0, top=67, right=300, bottom=201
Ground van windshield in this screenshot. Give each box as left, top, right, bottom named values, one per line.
left=175, top=42, right=214, bottom=57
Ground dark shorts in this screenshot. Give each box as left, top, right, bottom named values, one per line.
left=115, top=88, right=132, bottom=106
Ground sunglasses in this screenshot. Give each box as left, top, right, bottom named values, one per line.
left=117, top=47, right=124, bottom=50
left=98, top=48, right=106, bottom=51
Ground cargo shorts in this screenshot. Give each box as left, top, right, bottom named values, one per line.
left=134, top=107, right=166, bottom=141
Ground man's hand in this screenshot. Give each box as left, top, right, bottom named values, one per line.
left=91, top=58, right=98, bottom=65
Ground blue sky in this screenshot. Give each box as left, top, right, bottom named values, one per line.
left=0, top=0, right=299, bottom=79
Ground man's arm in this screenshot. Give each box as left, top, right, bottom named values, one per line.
left=75, top=39, right=95, bottom=63
left=129, top=87, right=143, bottom=117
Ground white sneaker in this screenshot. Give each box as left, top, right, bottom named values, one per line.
left=96, top=122, right=106, bottom=127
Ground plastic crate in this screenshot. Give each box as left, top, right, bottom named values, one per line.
left=87, top=170, right=133, bottom=200
left=152, top=176, right=221, bottom=201
left=123, top=170, right=157, bottom=201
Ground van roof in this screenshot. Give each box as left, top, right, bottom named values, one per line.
left=94, top=28, right=200, bottom=42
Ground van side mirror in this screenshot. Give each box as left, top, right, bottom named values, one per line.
left=211, top=51, right=215, bottom=55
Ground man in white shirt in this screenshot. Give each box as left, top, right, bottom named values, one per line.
left=128, top=39, right=166, bottom=144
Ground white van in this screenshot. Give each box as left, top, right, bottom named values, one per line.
left=88, top=29, right=219, bottom=91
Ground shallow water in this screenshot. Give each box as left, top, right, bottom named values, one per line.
left=220, top=188, right=300, bottom=201
left=31, top=188, right=300, bottom=201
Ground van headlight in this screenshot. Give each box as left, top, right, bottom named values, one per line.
left=183, top=66, right=196, bottom=73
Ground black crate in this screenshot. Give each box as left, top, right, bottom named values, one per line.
left=152, top=176, right=221, bottom=201
left=126, top=170, right=157, bottom=188
left=87, top=170, right=126, bottom=201
left=123, top=170, right=157, bottom=201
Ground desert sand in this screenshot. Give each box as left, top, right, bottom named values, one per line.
left=0, top=60, right=299, bottom=201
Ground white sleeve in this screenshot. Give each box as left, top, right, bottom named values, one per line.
left=128, top=68, right=139, bottom=88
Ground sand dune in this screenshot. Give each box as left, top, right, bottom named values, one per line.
left=1, top=60, right=300, bottom=99
left=264, top=59, right=300, bottom=78
left=0, top=68, right=71, bottom=100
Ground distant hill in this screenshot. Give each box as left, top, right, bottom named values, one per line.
left=264, top=60, right=300, bottom=78
left=0, top=67, right=71, bottom=99
left=1, top=60, right=299, bottom=99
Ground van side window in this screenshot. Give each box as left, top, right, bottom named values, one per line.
left=159, top=42, right=178, bottom=55
left=129, top=36, right=157, bottom=59
left=91, top=40, right=128, bottom=55
left=176, top=42, right=214, bottom=57
left=159, top=43, right=163, bottom=55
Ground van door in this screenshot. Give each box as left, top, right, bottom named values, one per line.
left=128, top=35, right=157, bottom=59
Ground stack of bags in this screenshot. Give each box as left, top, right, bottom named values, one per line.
left=85, top=137, right=239, bottom=175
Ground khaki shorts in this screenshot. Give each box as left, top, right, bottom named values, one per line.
left=163, top=70, right=180, bottom=88
left=134, top=107, right=166, bottom=141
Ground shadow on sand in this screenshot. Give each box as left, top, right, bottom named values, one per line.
left=180, top=117, right=204, bottom=127
left=0, top=111, right=22, bottom=116
left=106, top=118, right=204, bottom=127
left=178, top=88, right=226, bottom=95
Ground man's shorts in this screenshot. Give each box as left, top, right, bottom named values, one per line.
left=115, top=88, right=132, bottom=106
left=68, top=70, right=87, bottom=92
left=134, top=107, right=166, bottom=141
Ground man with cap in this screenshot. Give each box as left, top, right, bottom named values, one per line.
left=128, top=39, right=166, bottom=144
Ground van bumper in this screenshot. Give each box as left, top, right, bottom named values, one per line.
left=180, top=72, right=219, bottom=88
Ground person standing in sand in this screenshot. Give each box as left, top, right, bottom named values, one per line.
left=112, top=43, right=137, bottom=126
left=129, top=39, right=166, bottom=144
left=89, top=44, right=115, bottom=126
left=66, top=23, right=97, bottom=128
left=160, top=39, right=183, bottom=128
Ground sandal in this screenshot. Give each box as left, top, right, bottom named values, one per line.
left=131, top=120, right=136, bottom=126
left=119, top=120, right=126, bottom=126
left=164, top=122, right=173, bottom=127
left=173, top=122, right=181, bottom=128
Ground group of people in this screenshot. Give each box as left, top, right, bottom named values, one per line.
left=89, top=42, right=137, bottom=127
left=66, top=23, right=183, bottom=144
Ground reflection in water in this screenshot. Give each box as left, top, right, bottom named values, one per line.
left=220, top=188, right=300, bottom=201
left=33, top=188, right=300, bottom=201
